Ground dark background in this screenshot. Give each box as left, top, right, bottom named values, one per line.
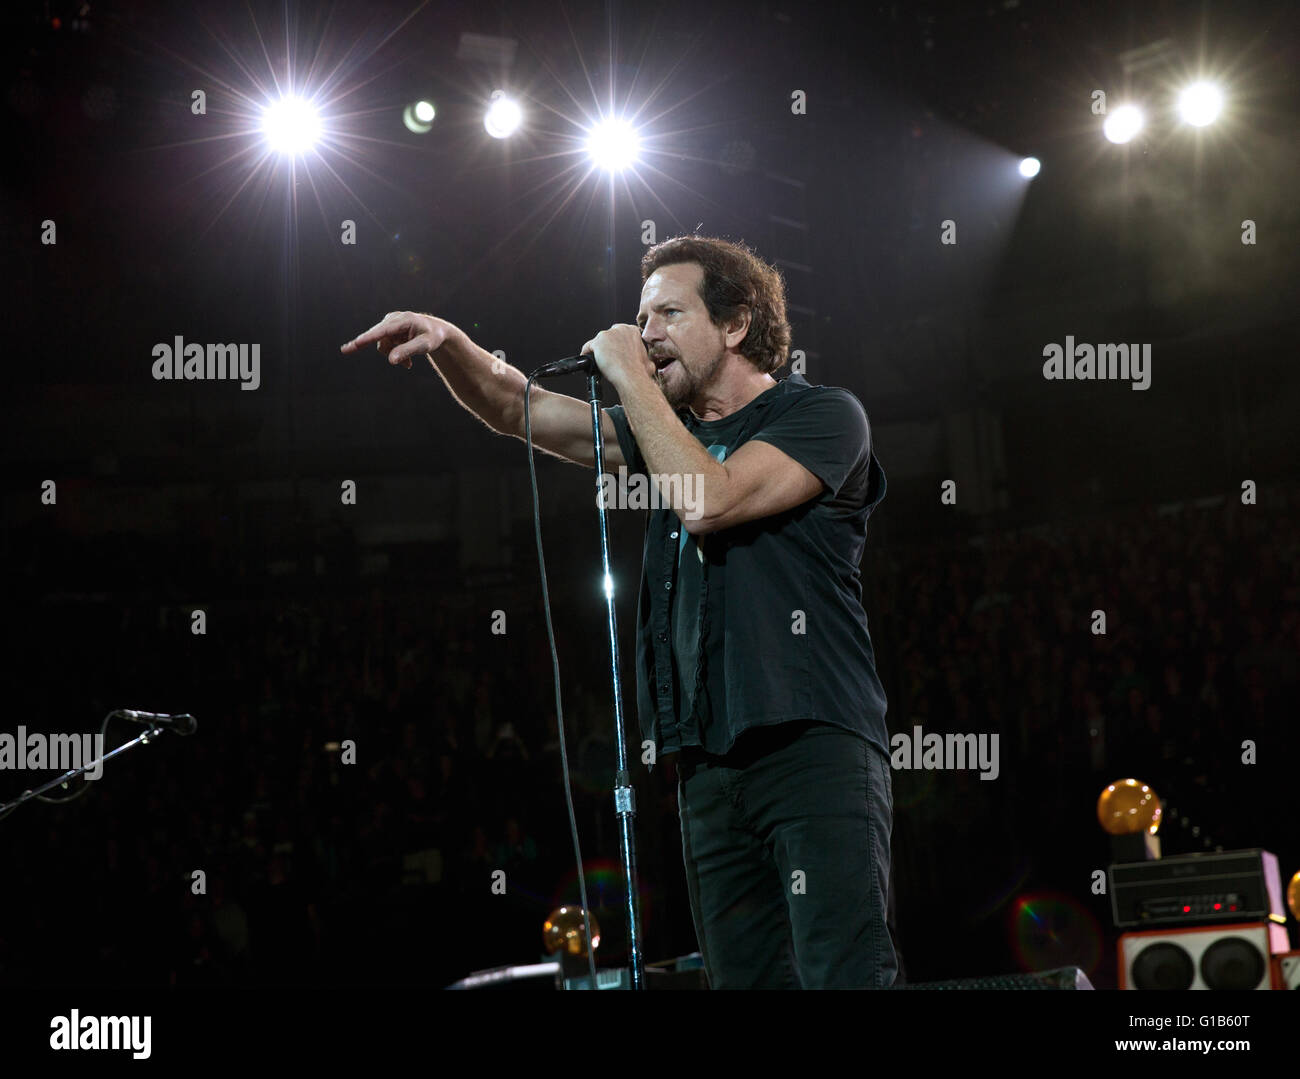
left=1, top=0, right=1296, bottom=989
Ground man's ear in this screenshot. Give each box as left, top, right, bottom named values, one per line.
left=726, top=305, right=752, bottom=348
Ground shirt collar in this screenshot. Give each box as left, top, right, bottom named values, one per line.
left=680, top=371, right=805, bottom=425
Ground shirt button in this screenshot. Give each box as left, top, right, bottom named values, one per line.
left=670, top=531, right=679, bottom=539
left=664, top=581, right=671, bottom=590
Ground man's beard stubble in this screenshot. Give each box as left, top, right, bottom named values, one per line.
left=656, top=350, right=724, bottom=411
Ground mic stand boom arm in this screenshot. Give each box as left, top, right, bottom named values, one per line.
left=0, top=713, right=189, bottom=821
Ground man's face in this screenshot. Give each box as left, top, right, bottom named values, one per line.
left=636, top=262, right=726, bottom=410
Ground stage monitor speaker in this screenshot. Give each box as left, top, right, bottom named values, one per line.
left=1119, top=922, right=1276, bottom=990
left=898, top=966, right=1093, bottom=990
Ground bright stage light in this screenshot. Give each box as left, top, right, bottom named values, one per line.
left=1177, top=82, right=1223, bottom=127
left=1103, top=104, right=1144, bottom=145
left=402, top=100, right=435, bottom=134
left=1019, top=156, right=1041, bottom=178
left=585, top=117, right=640, bottom=172
left=484, top=93, right=523, bottom=139
left=261, top=96, right=322, bottom=155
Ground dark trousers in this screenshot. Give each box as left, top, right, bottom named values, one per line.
left=676, top=720, right=897, bottom=989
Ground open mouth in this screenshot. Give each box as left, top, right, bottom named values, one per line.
left=653, top=355, right=676, bottom=372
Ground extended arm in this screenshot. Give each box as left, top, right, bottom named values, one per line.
left=341, top=312, right=624, bottom=468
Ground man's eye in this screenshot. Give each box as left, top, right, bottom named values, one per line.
left=638, top=310, right=676, bottom=327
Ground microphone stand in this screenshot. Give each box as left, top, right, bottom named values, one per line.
left=586, top=369, right=645, bottom=991
left=0, top=715, right=186, bottom=821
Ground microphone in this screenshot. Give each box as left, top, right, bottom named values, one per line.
left=530, top=353, right=596, bottom=378
left=115, top=709, right=197, bottom=736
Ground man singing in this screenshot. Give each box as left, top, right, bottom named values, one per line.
left=342, top=235, right=896, bottom=988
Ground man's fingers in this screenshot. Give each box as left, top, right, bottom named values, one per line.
left=341, top=321, right=390, bottom=353
left=388, top=339, right=425, bottom=368
left=340, top=312, right=406, bottom=353
left=388, top=332, right=419, bottom=365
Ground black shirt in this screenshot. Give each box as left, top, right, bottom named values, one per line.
left=671, top=428, right=731, bottom=741
left=605, top=372, right=889, bottom=763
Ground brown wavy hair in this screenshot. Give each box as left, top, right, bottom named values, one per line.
left=640, top=235, right=792, bottom=375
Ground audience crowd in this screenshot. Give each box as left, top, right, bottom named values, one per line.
left=1, top=482, right=1294, bottom=986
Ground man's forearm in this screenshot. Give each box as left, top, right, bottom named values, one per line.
left=430, top=325, right=533, bottom=436
left=613, top=370, right=727, bottom=526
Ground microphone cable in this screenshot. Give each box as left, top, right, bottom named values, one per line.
left=522, top=371, right=599, bottom=987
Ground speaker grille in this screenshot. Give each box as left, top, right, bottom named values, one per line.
left=1132, top=942, right=1195, bottom=990
left=899, top=967, right=1092, bottom=990
left=1200, top=937, right=1266, bottom=991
